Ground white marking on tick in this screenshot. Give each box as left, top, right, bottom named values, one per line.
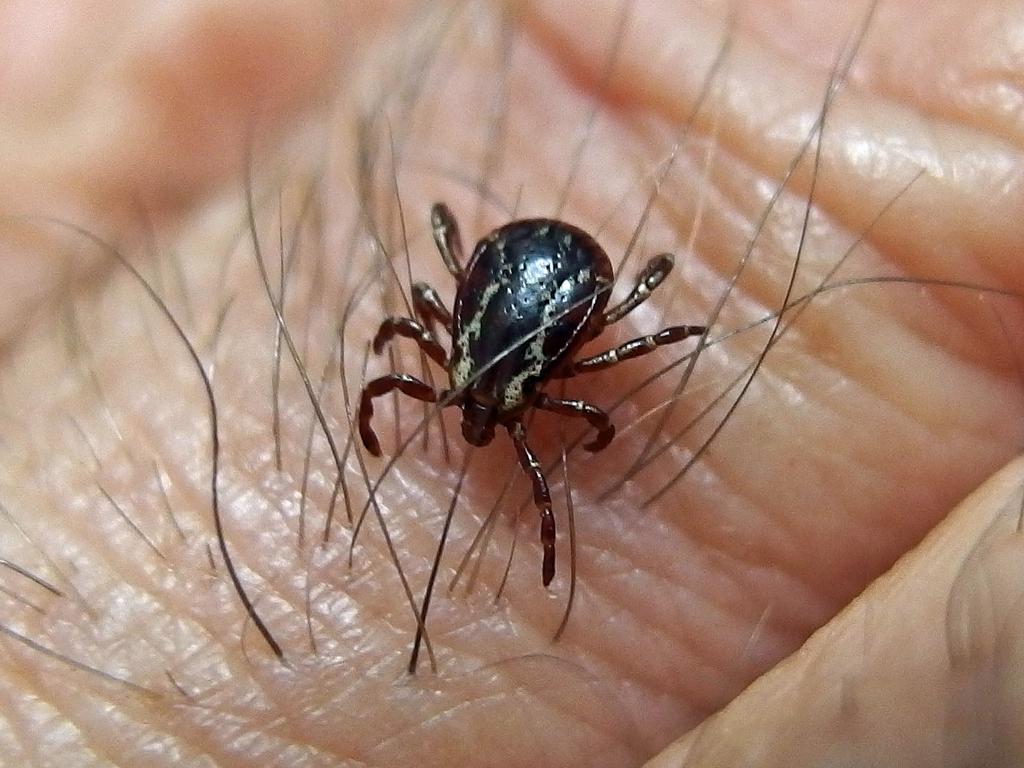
left=501, top=265, right=594, bottom=409
left=452, top=278, right=502, bottom=390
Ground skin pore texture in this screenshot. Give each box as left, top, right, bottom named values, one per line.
left=1, top=0, right=1024, bottom=766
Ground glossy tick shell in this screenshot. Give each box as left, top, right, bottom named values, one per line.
left=450, top=219, right=614, bottom=413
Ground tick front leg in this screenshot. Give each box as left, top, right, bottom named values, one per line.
left=358, top=374, right=438, bottom=456
left=412, top=281, right=453, bottom=337
left=431, top=202, right=466, bottom=283
left=603, top=253, right=675, bottom=326
left=509, top=422, right=557, bottom=586
left=372, top=316, right=448, bottom=367
left=536, top=394, right=614, bottom=452
left=572, top=325, right=705, bottom=375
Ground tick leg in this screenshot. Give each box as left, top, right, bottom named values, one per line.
left=572, top=325, right=705, bottom=375
left=412, top=281, right=453, bottom=336
left=373, top=316, right=448, bottom=367
left=431, top=202, right=466, bottom=283
left=509, top=422, right=556, bottom=586
left=536, top=394, right=614, bottom=452
left=603, top=253, right=674, bottom=326
left=358, top=374, right=437, bottom=456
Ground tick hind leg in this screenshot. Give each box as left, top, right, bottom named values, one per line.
left=536, top=394, right=614, bottom=452
left=572, top=325, right=705, bottom=376
left=509, top=422, right=557, bottom=586
left=358, top=374, right=438, bottom=456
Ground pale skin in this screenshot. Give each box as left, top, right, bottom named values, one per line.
left=1, top=1, right=1023, bottom=766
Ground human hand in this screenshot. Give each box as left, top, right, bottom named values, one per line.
left=1, top=1, right=1022, bottom=766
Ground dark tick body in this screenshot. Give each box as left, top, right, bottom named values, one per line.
left=450, top=219, right=613, bottom=440
left=359, top=203, right=705, bottom=586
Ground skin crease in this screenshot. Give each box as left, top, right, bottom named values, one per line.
left=0, top=0, right=1023, bottom=767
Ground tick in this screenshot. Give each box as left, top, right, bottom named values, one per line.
left=358, top=203, right=705, bottom=586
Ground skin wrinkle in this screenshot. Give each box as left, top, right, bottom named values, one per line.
left=812, top=2, right=1024, bottom=146
left=556, top=0, right=1024, bottom=292
left=581, top=489, right=822, bottom=660
left=570, top=576, right=715, bottom=696
left=62, top=467, right=232, bottom=648
left=0, top=683, right=33, bottom=765
left=9, top=652, right=166, bottom=764
left=649, top=442, right=837, bottom=592
left=655, top=460, right=1024, bottom=767
left=580, top=580, right=742, bottom=708
left=655, top=501, right=836, bottom=644
left=708, top=370, right=909, bottom=536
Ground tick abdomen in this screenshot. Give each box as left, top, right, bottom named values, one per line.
left=450, top=219, right=613, bottom=410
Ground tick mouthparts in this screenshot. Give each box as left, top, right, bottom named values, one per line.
left=461, top=399, right=496, bottom=447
